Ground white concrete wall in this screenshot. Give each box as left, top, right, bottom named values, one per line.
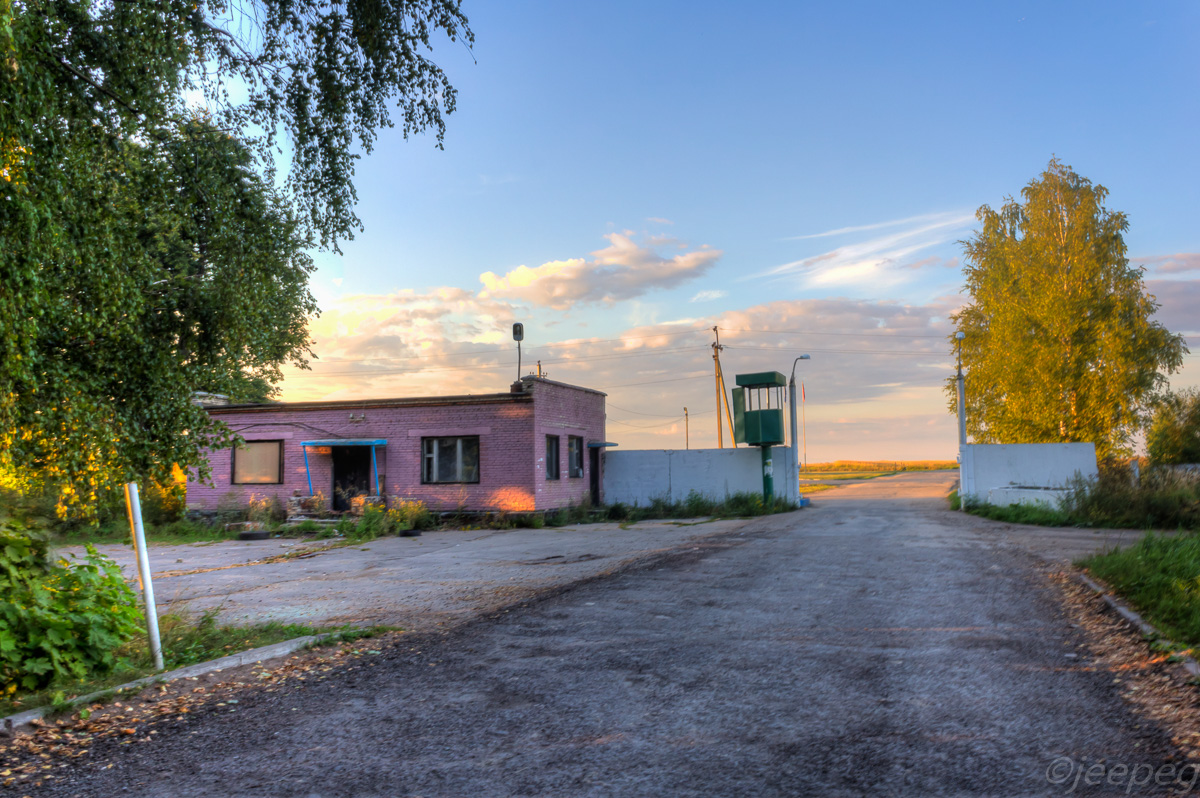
left=603, top=447, right=792, bottom=506
left=959, top=443, right=1098, bottom=504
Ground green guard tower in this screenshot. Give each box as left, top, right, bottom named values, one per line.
left=732, top=371, right=787, bottom=502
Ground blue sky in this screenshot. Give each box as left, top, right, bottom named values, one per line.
left=278, top=0, right=1200, bottom=460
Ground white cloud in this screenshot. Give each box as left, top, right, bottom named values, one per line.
left=784, top=211, right=970, bottom=241
left=766, top=212, right=973, bottom=293
left=689, top=289, right=728, bottom=303
left=479, top=232, right=721, bottom=310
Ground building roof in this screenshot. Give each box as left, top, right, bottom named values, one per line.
left=202, top=378, right=605, bottom=414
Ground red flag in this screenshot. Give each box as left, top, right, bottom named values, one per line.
left=801, top=383, right=806, bottom=402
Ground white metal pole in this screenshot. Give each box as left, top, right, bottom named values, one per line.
left=125, top=483, right=164, bottom=670
left=789, top=377, right=799, bottom=503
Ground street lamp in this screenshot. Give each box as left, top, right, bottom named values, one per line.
left=789, top=355, right=811, bottom=503
left=955, top=331, right=966, bottom=446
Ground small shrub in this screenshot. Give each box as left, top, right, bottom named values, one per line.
left=389, top=499, right=434, bottom=531
left=216, top=491, right=248, bottom=525
left=606, top=502, right=631, bottom=521
left=247, top=494, right=286, bottom=525
left=683, top=491, right=717, bottom=517
left=722, top=492, right=765, bottom=517
left=292, top=520, right=321, bottom=534
left=0, top=522, right=142, bottom=693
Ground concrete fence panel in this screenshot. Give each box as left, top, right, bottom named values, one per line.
left=604, top=447, right=788, bottom=506
left=959, top=442, right=1099, bottom=508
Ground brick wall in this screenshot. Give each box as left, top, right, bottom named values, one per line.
left=527, top=378, right=607, bottom=510
left=187, top=380, right=606, bottom=514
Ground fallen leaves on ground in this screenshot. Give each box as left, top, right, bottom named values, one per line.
left=1052, top=571, right=1200, bottom=760
left=0, top=633, right=403, bottom=791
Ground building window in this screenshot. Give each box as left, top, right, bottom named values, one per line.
left=422, top=436, right=480, bottom=484
left=232, top=440, right=283, bottom=484
left=568, top=436, right=584, bottom=478
left=546, top=435, right=560, bottom=480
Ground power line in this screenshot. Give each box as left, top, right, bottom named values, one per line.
left=307, top=328, right=708, bottom=364
left=283, top=344, right=711, bottom=379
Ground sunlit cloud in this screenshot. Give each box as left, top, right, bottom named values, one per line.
left=479, top=232, right=721, bottom=310
left=1135, top=253, right=1200, bottom=276
left=279, top=290, right=962, bottom=459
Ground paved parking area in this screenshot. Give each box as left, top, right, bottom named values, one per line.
left=60, top=518, right=752, bottom=630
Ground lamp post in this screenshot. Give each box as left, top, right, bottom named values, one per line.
left=955, top=331, right=967, bottom=511
left=789, top=355, right=811, bottom=503
left=955, top=331, right=966, bottom=446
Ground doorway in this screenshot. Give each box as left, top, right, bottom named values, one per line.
left=589, top=447, right=601, bottom=506
left=332, top=446, right=372, bottom=512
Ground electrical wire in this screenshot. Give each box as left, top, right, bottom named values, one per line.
left=283, top=344, right=712, bottom=379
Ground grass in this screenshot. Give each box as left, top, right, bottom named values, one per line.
left=0, top=609, right=389, bottom=718
left=51, top=518, right=238, bottom=547
left=1082, top=534, right=1200, bottom=649
left=962, top=464, right=1200, bottom=533
left=603, top=490, right=798, bottom=526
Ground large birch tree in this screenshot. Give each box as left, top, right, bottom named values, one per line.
left=949, top=159, right=1188, bottom=459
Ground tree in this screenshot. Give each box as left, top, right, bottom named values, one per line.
left=948, top=160, right=1188, bottom=459
left=0, top=0, right=472, bottom=515
left=1146, top=389, right=1200, bottom=465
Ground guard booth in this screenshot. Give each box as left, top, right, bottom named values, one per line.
left=732, top=371, right=786, bottom=501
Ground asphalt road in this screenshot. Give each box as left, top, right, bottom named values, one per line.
left=34, top=473, right=1183, bottom=797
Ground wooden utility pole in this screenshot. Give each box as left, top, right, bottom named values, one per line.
left=711, top=326, right=736, bottom=448
left=712, top=327, right=725, bottom=448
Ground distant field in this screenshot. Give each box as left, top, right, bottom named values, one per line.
left=802, top=460, right=958, bottom=473
left=799, top=461, right=959, bottom=482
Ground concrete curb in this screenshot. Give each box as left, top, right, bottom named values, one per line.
left=2, top=633, right=334, bottom=733
left=1075, top=570, right=1200, bottom=679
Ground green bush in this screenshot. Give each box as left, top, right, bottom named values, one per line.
left=389, top=499, right=434, bottom=531
left=0, top=522, right=142, bottom=694
left=1147, top=388, right=1200, bottom=466
left=1061, top=466, right=1200, bottom=530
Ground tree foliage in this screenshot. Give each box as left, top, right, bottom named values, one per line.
left=1, top=521, right=141, bottom=691
left=0, top=0, right=471, bottom=515
left=1146, top=389, right=1200, bottom=466
left=948, top=160, right=1188, bottom=459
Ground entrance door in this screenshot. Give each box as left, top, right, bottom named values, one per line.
left=589, top=447, right=601, bottom=506
left=332, top=447, right=372, bottom=512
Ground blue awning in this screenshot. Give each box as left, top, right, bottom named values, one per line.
left=298, top=440, right=387, bottom=496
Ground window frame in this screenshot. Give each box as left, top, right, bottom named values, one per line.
left=545, top=434, right=561, bottom=481
left=231, top=440, right=284, bottom=485
left=421, top=436, right=481, bottom=484
left=568, top=435, right=584, bottom=478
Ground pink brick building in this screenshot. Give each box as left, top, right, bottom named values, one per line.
left=187, top=377, right=607, bottom=513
